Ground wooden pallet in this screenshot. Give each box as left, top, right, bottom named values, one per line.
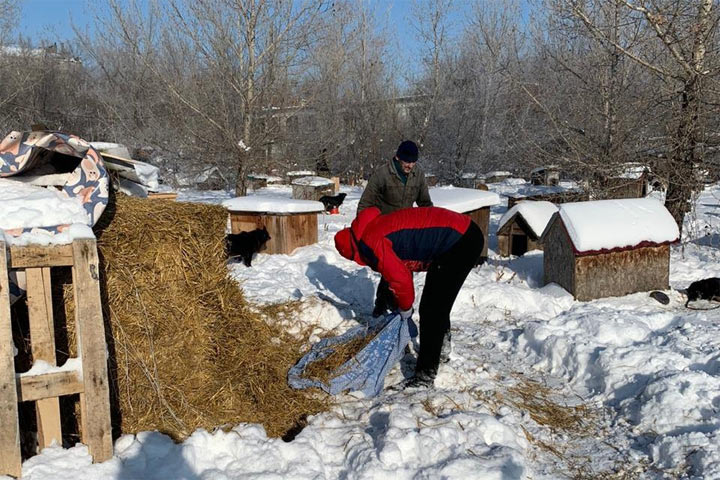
left=0, top=238, right=112, bottom=478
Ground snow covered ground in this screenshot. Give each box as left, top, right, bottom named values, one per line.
left=10, top=180, right=720, bottom=479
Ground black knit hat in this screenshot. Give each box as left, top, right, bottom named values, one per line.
left=395, top=140, right=419, bottom=163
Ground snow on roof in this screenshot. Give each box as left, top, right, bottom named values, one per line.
left=223, top=195, right=324, bottom=213
left=0, top=179, right=93, bottom=245
left=531, top=165, right=559, bottom=174
left=485, top=171, right=512, bottom=177
left=287, top=170, right=315, bottom=176
left=248, top=173, right=283, bottom=182
left=291, top=176, right=334, bottom=187
left=553, top=198, right=679, bottom=253
left=460, top=172, right=477, bottom=179
left=617, top=163, right=649, bottom=180
left=498, top=201, right=558, bottom=237
left=430, top=186, right=500, bottom=212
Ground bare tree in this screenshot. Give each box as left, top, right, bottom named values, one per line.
left=566, top=0, right=720, bottom=231
left=412, top=0, right=454, bottom=147
left=82, top=0, right=328, bottom=194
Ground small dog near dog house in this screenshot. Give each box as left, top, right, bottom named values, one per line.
left=319, top=193, right=347, bottom=212
left=226, top=227, right=271, bottom=267
left=685, top=277, right=720, bottom=306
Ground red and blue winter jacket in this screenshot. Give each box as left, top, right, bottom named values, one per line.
left=334, top=206, right=472, bottom=310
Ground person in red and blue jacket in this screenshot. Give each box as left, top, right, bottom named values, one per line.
left=334, top=206, right=483, bottom=389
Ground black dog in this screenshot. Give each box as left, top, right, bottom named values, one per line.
left=319, top=192, right=347, bottom=212
left=686, top=277, right=720, bottom=305
left=226, top=227, right=271, bottom=267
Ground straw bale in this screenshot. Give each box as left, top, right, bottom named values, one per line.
left=61, top=194, right=328, bottom=440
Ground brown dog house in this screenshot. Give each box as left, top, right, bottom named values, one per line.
left=484, top=171, right=512, bottom=183
left=223, top=196, right=324, bottom=255
left=291, top=176, right=335, bottom=201
left=539, top=198, right=679, bottom=301
left=497, top=201, right=558, bottom=257
left=530, top=165, right=560, bottom=186
left=430, top=186, right=501, bottom=261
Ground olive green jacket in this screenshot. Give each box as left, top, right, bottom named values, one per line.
left=357, top=159, right=433, bottom=215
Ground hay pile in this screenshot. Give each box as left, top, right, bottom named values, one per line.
left=63, top=194, right=328, bottom=440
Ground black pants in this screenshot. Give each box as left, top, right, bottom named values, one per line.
left=375, top=278, right=397, bottom=313
left=415, top=221, right=483, bottom=377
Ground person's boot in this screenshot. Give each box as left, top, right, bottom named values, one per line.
left=399, top=369, right=435, bottom=390
left=439, top=331, right=452, bottom=364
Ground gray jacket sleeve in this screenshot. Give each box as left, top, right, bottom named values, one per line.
left=416, top=172, right=433, bottom=207
left=357, top=171, right=383, bottom=213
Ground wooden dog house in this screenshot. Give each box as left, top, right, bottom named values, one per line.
left=539, top=198, right=679, bottom=301
left=497, top=201, right=558, bottom=257
left=430, top=186, right=501, bottom=261
left=484, top=171, right=512, bottom=183
left=291, top=176, right=335, bottom=201
left=530, top=165, right=560, bottom=186
left=224, top=196, right=324, bottom=255
left=286, top=170, right=315, bottom=183
left=247, top=173, right=284, bottom=191
left=594, top=163, right=651, bottom=200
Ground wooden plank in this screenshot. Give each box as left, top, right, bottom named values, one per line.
left=26, top=267, right=62, bottom=449
left=292, top=183, right=334, bottom=201
left=465, top=207, right=490, bottom=260
left=72, top=239, right=113, bottom=462
left=0, top=240, right=21, bottom=478
left=497, top=233, right=510, bottom=257
left=230, top=213, right=264, bottom=235
left=543, top=217, right=576, bottom=295
left=147, top=192, right=178, bottom=201
left=16, top=370, right=84, bottom=402
left=574, top=245, right=670, bottom=301
left=9, top=244, right=74, bottom=268
left=286, top=212, right=318, bottom=254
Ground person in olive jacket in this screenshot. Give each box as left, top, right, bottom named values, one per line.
left=357, top=140, right=433, bottom=317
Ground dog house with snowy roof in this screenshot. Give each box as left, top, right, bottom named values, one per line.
left=497, top=201, right=558, bottom=257
left=530, top=165, right=560, bottom=186
left=291, top=175, right=335, bottom=201
left=539, top=198, right=679, bottom=301
left=223, top=196, right=324, bottom=255
left=430, top=186, right=500, bottom=261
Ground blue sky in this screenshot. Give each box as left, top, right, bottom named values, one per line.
left=18, top=0, right=476, bottom=46
left=19, top=0, right=96, bottom=43
left=17, top=0, right=529, bottom=80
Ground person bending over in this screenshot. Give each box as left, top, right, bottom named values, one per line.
left=334, top=206, right=483, bottom=389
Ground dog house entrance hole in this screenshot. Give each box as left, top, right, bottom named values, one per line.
left=511, top=234, right=528, bottom=256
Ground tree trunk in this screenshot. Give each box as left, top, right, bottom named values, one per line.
left=663, top=0, right=712, bottom=234
left=603, top=0, right=619, bottom=160
left=665, top=78, right=700, bottom=234
left=235, top=149, right=248, bottom=196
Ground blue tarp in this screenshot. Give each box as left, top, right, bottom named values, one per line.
left=288, top=313, right=417, bottom=397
